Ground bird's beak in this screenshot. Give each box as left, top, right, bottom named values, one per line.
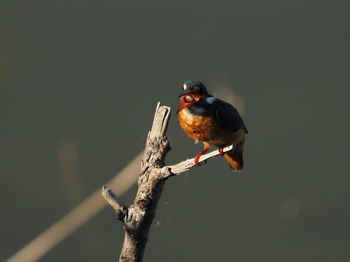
left=177, top=100, right=189, bottom=113
left=176, top=94, right=201, bottom=114
left=178, top=89, right=193, bottom=97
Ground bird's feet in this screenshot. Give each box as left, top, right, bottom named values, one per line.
left=219, top=147, right=225, bottom=156
left=194, top=146, right=210, bottom=166
left=194, top=153, right=203, bottom=166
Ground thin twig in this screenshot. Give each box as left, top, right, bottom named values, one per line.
left=101, top=186, right=127, bottom=221
left=164, top=145, right=234, bottom=177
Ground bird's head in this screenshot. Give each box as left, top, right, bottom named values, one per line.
left=177, top=80, right=209, bottom=113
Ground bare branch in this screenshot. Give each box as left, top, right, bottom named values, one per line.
left=102, top=103, right=234, bottom=262
left=163, top=145, right=234, bottom=177
left=149, top=102, right=170, bottom=139
left=101, top=186, right=127, bottom=221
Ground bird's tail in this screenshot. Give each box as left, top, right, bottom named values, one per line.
left=224, top=140, right=244, bottom=171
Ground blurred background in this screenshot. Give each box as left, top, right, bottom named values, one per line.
left=1, top=0, right=350, bottom=261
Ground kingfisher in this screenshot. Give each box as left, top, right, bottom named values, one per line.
left=177, top=80, right=248, bottom=171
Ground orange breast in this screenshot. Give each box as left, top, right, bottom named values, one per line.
left=178, top=109, right=215, bottom=142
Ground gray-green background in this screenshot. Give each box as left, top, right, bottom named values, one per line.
left=1, top=0, right=349, bottom=261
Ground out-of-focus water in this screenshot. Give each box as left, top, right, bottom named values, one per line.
left=1, top=0, right=349, bottom=261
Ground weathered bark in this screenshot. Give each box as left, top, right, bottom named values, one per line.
left=102, top=102, right=234, bottom=262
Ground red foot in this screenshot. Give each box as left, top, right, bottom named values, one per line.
left=194, top=153, right=203, bottom=166
left=219, top=148, right=225, bottom=156
left=194, top=146, right=210, bottom=166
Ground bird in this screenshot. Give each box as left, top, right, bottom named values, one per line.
left=177, top=80, right=248, bottom=171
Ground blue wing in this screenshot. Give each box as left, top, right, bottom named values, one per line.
left=214, top=99, right=248, bottom=133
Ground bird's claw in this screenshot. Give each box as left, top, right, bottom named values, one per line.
left=194, top=154, right=207, bottom=166
left=194, top=153, right=203, bottom=166
left=194, top=155, right=201, bottom=166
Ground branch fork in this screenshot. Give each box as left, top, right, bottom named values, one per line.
left=102, top=102, right=234, bottom=262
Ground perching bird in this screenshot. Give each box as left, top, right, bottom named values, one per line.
left=177, top=80, right=248, bottom=171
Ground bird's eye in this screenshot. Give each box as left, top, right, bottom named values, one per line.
left=184, top=95, right=194, bottom=102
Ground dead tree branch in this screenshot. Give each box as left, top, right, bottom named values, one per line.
left=102, top=102, right=234, bottom=262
